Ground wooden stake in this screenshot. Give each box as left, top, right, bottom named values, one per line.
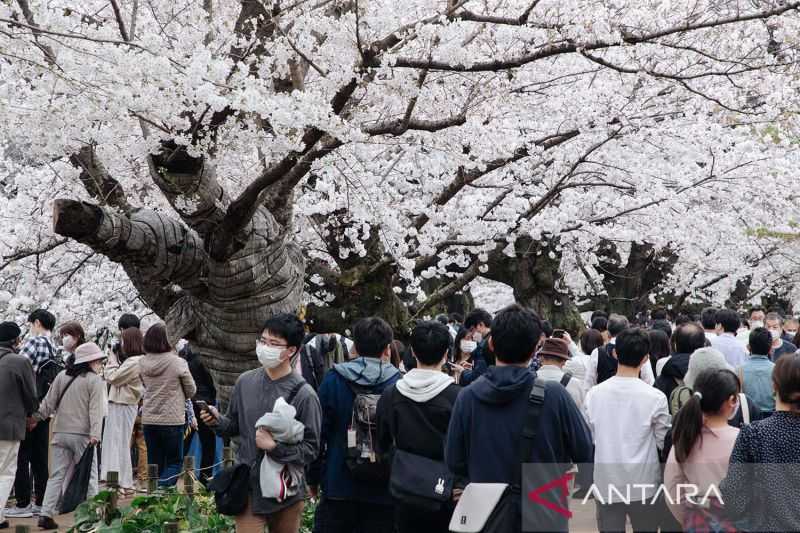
left=148, top=464, right=159, bottom=494
left=163, top=522, right=179, bottom=533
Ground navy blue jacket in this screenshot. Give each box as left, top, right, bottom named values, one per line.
left=459, top=340, right=491, bottom=386
left=446, top=366, right=594, bottom=531
left=317, top=357, right=401, bottom=504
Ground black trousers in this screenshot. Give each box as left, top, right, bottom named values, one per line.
left=182, top=403, right=216, bottom=484
left=313, top=497, right=394, bottom=533
left=395, top=502, right=451, bottom=533
left=14, top=419, right=50, bottom=507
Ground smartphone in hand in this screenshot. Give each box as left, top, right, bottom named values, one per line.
left=195, top=400, right=210, bottom=413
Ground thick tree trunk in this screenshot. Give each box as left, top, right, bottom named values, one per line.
left=484, top=236, right=584, bottom=334
left=594, top=241, right=677, bottom=319
left=53, top=199, right=305, bottom=406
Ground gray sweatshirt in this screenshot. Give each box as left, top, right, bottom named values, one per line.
left=215, top=369, right=321, bottom=515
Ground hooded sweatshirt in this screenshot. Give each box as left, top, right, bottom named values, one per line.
left=139, top=351, right=197, bottom=426
left=316, top=356, right=401, bottom=504
left=446, top=366, right=594, bottom=532
left=654, top=352, right=691, bottom=401
left=376, top=369, right=460, bottom=463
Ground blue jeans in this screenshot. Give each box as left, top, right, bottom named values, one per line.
left=143, top=425, right=184, bottom=487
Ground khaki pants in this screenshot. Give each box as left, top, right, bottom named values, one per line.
left=0, top=441, right=20, bottom=522
left=235, top=498, right=304, bottom=533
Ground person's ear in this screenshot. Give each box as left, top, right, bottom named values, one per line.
left=382, top=344, right=392, bottom=360
left=488, top=337, right=495, bottom=353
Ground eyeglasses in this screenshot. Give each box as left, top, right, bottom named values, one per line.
left=256, top=338, right=288, bottom=348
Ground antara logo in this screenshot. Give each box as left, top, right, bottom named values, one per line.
left=527, top=472, right=574, bottom=519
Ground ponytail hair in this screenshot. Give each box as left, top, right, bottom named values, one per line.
left=672, top=369, right=740, bottom=462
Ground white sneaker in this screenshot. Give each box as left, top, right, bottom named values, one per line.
left=5, top=505, right=33, bottom=518
left=31, top=505, right=42, bottom=516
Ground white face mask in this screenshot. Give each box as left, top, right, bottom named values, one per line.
left=460, top=340, right=477, bottom=354
left=257, top=344, right=286, bottom=369
left=473, top=332, right=483, bottom=344
left=786, top=330, right=798, bottom=337
left=769, top=329, right=782, bottom=341
left=750, top=320, right=764, bottom=329
left=62, top=335, right=76, bottom=352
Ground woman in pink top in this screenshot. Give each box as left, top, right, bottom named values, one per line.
left=665, top=369, right=741, bottom=531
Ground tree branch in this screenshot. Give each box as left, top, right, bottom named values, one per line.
left=69, top=145, right=132, bottom=214
left=390, top=3, right=800, bottom=72
left=109, top=0, right=130, bottom=42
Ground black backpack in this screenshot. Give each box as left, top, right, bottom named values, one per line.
left=596, top=344, right=618, bottom=385
left=345, top=382, right=389, bottom=483
left=36, top=340, right=63, bottom=401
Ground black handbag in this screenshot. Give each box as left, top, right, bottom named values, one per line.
left=61, top=443, right=96, bottom=514
left=390, top=448, right=454, bottom=511
left=208, top=463, right=251, bottom=516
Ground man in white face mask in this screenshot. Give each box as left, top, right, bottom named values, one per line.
left=200, top=313, right=321, bottom=533
left=765, top=312, right=798, bottom=364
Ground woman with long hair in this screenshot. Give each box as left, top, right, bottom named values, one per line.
left=139, top=323, right=196, bottom=486
left=648, top=329, right=671, bottom=377
left=101, top=327, right=145, bottom=494
left=664, top=369, right=740, bottom=529
left=721, top=353, right=800, bottom=531
left=34, top=342, right=107, bottom=530
left=565, top=329, right=603, bottom=385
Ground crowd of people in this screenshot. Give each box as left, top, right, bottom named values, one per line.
left=0, top=303, right=799, bottom=532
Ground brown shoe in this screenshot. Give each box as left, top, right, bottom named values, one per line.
left=37, top=516, right=59, bottom=530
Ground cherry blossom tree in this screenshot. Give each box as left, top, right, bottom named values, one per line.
left=2, top=0, right=800, bottom=399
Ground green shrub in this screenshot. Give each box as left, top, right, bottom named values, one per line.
left=68, top=488, right=235, bottom=532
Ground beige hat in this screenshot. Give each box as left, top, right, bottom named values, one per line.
left=74, top=342, right=106, bottom=365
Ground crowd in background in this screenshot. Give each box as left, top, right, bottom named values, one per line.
left=0, top=303, right=799, bottom=532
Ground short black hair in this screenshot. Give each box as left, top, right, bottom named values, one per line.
left=118, top=313, right=141, bottom=330
left=615, top=328, right=651, bottom=367
left=608, top=314, right=629, bottom=337
left=700, top=307, right=718, bottom=330
left=490, top=304, right=542, bottom=364
left=435, top=314, right=449, bottom=326
left=410, top=321, right=451, bottom=366
left=464, top=308, right=492, bottom=330
left=541, top=320, right=554, bottom=338
left=449, top=313, right=463, bottom=324
left=590, top=310, right=608, bottom=322
left=28, top=309, right=56, bottom=331
left=262, top=313, right=305, bottom=349
left=674, top=314, right=692, bottom=327
left=591, top=317, right=608, bottom=332
left=674, top=323, right=706, bottom=354
left=651, top=308, right=668, bottom=321
left=353, top=317, right=394, bottom=358
left=715, top=309, right=740, bottom=334
left=749, top=327, right=772, bottom=356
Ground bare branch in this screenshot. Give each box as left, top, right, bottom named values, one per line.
left=0, top=239, right=68, bottom=272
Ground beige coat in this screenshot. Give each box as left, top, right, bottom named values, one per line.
left=139, top=352, right=196, bottom=426
left=105, top=355, right=144, bottom=405
left=37, top=370, right=106, bottom=440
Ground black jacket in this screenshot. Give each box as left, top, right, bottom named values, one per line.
left=181, top=347, right=216, bottom=403
left=654, top=352, right=691, bottom=400
left=376, top=380, right=461, bottom=461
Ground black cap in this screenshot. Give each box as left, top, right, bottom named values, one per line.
left=0, top=321, right=22, bottom=343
